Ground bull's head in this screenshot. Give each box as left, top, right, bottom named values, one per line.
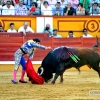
left=93, top=36, right=100, bottom=51
left=38, top=66, right=53, bottom=82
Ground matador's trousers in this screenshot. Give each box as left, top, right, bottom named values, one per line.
left=14, top=49, right=26, bottom=70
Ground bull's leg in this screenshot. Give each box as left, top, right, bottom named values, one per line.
left=90, top=63, right=100, bottom=78
left=60, top=73, right=63, bottom=83
left=59, top=69, right=65, bottom=83
left=52, top=73, right=60, bottom=84
left=59, top=63, right=67, bottom=83
left=52, top=67, right=60, bottom=84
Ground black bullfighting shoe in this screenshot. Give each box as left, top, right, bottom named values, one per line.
left=11, top=80, right=18, bottom=84
left=19, top=80, right=27, bottom=83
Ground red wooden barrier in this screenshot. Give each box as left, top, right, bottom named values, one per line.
left=0, top=33, right=99, bottom=61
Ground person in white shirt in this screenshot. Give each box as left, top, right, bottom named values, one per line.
left=41, top=1, right=53, bottom=15
left=7, top=23, right=17, bottom=32
left=2, top=1, right=15, bottom=15
left=18, top=22, right=34, bottom=36
left=82, top=28, right=93, bottom=38
left=15, top=0, right=28, bottom=15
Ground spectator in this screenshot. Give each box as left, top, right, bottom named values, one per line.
left=41, top=1, right=52, bottom=15
left=15, top=0, right=28, bottom=15
left=0, top=1, right=2, bottom=15
left=37, top=0, right=44, bottom=9
left=82, top=28, right=93, bottom=38
left=28, top=2, right=40, bottom=15
left=10, top=0, right=16, bottom=6
left=76, top=3, right=85, bottom=15
left=46, top=0, right=57, bottom=8
left=1, top=0, right=15, bottom=6
left=0, top=25, right=4, bottom=32
left=44, top=24, right=53, bottom=36
left=90, top=0, right=100, bottom=7
left=67, top=30, right=75, bottom=38
left=68, top=0, right=79, bottom=10
left=18, top=22, right=34, bottom=36
left=1, top=0, right=7, bottom=5
left=52, top=2, right=63, bottom=16
left=79, top=0, right=90, bottom=10
left=89, top=3, right=100, bottom=15
left=60, top=0, right=68, bottom=8
left=2, top=0, right=15, bottom=15
left=14, top=0, right=19, bottom=4
left=52, top=29, right=62, bottom=38
left=23, top=0, right=33, bottom=10
left=64, top=2, right=75, bottom=16
left=15, top=0, right=35, bottom=6
left=7, top=23, right=17, bottom=32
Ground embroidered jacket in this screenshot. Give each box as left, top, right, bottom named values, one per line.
left=21, top=40, right=46, bottom=58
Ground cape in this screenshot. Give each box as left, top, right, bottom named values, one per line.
left=25, top=59, right=44, bottom=84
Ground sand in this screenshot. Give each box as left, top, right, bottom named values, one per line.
left=0, top=70, right=100, bottom=100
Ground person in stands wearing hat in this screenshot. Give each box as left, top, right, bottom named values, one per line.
left=11, top=38, right=51, bottom=84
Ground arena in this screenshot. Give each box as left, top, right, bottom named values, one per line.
left=1, top=0, right=100, bottom=99
left=0, top=66, right=100, bottom=100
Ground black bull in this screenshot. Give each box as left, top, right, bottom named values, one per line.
left=38, top=46, right=100, bottom=84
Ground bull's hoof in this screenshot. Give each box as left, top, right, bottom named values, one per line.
left=51, top=81, right=55, bottom=84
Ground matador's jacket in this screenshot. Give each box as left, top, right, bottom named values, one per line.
left=14, top=40, right=46, bottom=70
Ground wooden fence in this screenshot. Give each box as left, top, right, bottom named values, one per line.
left=0, top=33, right=100, bottom=61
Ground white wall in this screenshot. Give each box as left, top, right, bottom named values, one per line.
left=36, top=17, right=53, bottom=33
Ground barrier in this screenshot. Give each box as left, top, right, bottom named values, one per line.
left=0, top=33, right=100, bottom=62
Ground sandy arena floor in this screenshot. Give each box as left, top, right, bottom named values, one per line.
left=0, top=70, right=100, bottom=100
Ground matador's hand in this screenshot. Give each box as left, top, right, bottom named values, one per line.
left=46, top=46, right=51, bottom=49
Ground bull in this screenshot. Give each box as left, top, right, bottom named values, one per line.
left=38, top=38, right=100, bottom=84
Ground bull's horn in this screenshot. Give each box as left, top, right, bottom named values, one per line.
left=39, top=67, right=44, bottom=75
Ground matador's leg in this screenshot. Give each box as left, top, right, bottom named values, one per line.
left=12, top=50, right=22, bottom=84
left=19, top=56, right=27, bottom=83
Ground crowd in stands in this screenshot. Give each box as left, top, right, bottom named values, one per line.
left=0, top=22, right=34, bottom=35
left=0, top=21, right=93, bottom=38
left=0, top=0, right=100, bottom=16
left=0, top=0, right=98, bottom=38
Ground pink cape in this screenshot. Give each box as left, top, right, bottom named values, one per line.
left=25, top=59, right=44, bottom=84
